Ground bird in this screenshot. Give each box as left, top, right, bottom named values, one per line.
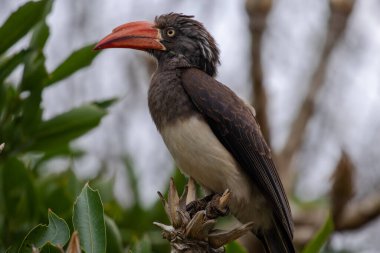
left=95, top=13, right=295, bottom=253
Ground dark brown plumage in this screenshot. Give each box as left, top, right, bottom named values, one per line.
left=96, top=13, right=295, bottom=253
left=181, top=68, right=294, bottom=252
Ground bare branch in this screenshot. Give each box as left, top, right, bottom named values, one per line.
left=278, top=0, right=355, bottom=189
left=336, top=193, right=380, bottom=231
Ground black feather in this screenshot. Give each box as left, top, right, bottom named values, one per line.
left=181, top=68, right=295, bottom=252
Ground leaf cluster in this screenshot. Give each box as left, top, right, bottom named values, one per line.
left=0, top=1, right=115, bottom=252
left=0, top=2, right=184, bottom=252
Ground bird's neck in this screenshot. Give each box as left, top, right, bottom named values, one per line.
left=155, top=53, right=217, bottom=77
left=155, top=53, right=192, bottom=72
left=148, top=67, right=198, bottom=131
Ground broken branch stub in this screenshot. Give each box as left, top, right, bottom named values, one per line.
left=154, top=178, right=254, bottom=253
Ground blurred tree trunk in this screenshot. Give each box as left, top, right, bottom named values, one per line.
left=246, top=0, right=272, bottom=145
left=245, top=1, right=272, bottom=252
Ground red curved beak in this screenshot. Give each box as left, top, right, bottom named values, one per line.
left=94, top=21, right=166, bottom=51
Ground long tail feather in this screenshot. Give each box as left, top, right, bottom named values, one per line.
left=258, top=221, right=295, bottom=253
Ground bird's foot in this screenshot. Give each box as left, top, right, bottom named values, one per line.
left=186, top=194, right=214, bottom=218
left=205, top=189, right=231, bottom=219
left=186, top=189, right=231, bottom=219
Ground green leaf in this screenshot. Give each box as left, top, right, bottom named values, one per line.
left=20, top=48, right=48, bottom=91
left=20, top=0, right=52, bottom=89
left=73, top=183, right=106, bottom=253
left=0, top=0, right=50, bottom=55
left=46, top=44, right=101, bottom=86
left=30, top=21, right=50, bottom=50
left=20, top=0, right=52, bottom=93
left=18, top=210, right=70, bottom=253
left=29, top=0, right=53, bottom=50
left=26, top=104, right=107, bottom=152
left=302, top=214, right=334, bottom=253
left=225, top=241, right=247, bottom=253
left=18, top=49, right=47, bottom=134
left=105, top=216, right=123, bottom=253
left=0, top=49, right=32, bottom=83
left=93, top=97, right=118, bottom=110
left=1, top=158, right=37, bottom=226
left=0, top=85, right=22, bottom=146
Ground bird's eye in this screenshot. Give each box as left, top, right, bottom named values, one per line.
left=166, top=28, right=176, bottom=37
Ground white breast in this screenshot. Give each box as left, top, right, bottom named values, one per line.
left=160, top=116, right=271, bottom=226
left=161, top=116, right=240, bottom=192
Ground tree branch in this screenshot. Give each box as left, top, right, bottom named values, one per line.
left=154, top=178, right=254, bottom=253
left=277, top=0, right=355, bottom=189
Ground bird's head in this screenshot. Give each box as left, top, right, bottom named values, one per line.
left=95, top=13, right=220, bottom=76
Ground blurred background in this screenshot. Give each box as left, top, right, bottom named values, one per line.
left=1, top=0, right=380, bottom=252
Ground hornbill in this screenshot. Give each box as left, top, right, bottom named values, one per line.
left=95, top=13, right=295, bottom=253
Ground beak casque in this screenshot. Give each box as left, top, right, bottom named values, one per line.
left=94, top=21, right=165, bottom=51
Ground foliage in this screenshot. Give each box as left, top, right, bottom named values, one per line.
left=0, top=0, right=112, bottom=251
left=0, top=2, right=172, bottom=252
left=18, top=184, right=107, bottom=253
left=225, top=241, right=247, bottom=253
left=19, top=210, right=70, bottom=253
left=73, top=184, right=106, bottom=253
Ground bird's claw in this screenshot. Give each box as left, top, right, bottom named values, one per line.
left=186, top=189, right=231, bottom=219
left=205, top=189, right=231, bottom=219
left=155, top=179, right=253, bottom=251
left=186, top=194, right=214, bottom=218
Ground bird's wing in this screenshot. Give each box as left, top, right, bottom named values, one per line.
left=181, top=68, right=294, bottom=238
